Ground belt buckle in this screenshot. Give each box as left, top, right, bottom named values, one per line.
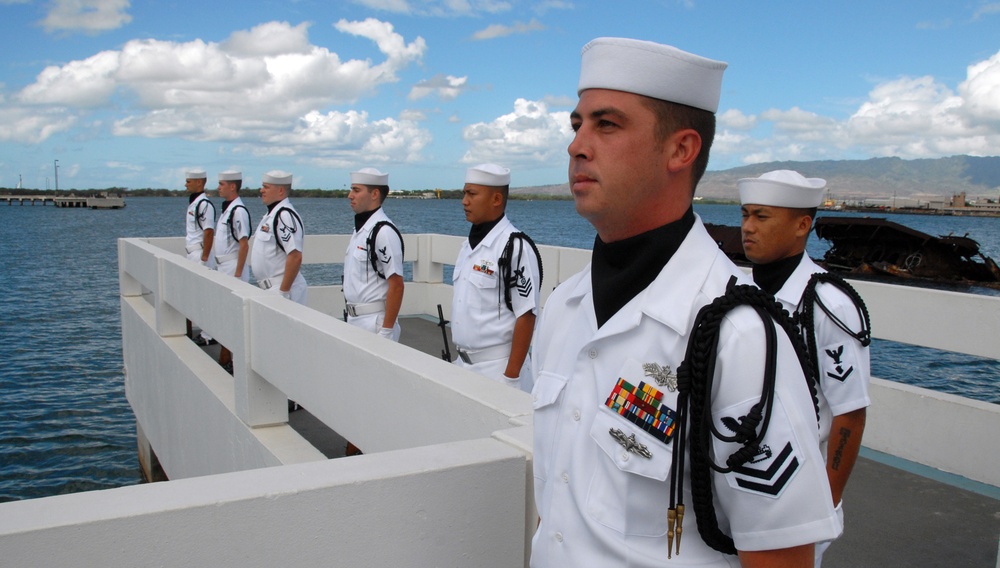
left=346, top=304, right=357, bottom=317
left=457, top=349, right=473, bottom=365
left=260, top=279, right=272, bottom=290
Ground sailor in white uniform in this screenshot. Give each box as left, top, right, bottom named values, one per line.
left=343, top=167, right=404, bottom=341
left=250, top=170, right=307, bottom=304
left=739, top=170, right=871, bottom=567
left=531, top=38, right=841, bottom=568
left=212, top=169, right=252, bottom=374
left=184, top=167, right=216, bottom=344
left=184, top=168, right=215, bottom=268
left=451, top=164, right=540, bottom=393
left=213, top=169, right=251, bottom=283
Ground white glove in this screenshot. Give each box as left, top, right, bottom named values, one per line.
left=198, top=259, right=208, bottom=267
left=279, top=290, right=291, bottom=300
left=502, top=372, right=520, bottom=385
left=377, top=326, right=394, bottom=339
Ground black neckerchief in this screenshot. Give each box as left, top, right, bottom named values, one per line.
left=591, top=207, right=695, bottom=328
left=266, top=201, right=280, bottom=213
left=468, top=215, right=503, bottom=249
left=221, top=199, right=233, bottom=213
left=354, top=208, right=379, bottom=232
left=752, top=252, right=804, bottom=295
left=188, top=191, right=204, bottom=204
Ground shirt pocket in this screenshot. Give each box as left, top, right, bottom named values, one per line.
left=586, top=408, right=674, bottom=536
left=351, top=245, right=369, bottom=262
left=531, top=371, right=568, bottom=485
left=256, top=227, right=273, bottom=242
left=532, top=371, right=567, bottom=411
left=469, top=268, right=498, bottom=290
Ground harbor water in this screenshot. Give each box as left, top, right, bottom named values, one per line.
left=1, top=196, right=998, bottom=503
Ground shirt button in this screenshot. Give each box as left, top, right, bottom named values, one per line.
left=555, top=532, right=564, bottom=542
left=588, top=349, right=598, bottom=359
left=562, top=472, right=570, bottom=483
left=621, top=452, right=630, bottom=462
left=572, top=409, right=581, bottom=421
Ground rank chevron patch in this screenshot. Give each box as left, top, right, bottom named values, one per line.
left=513, top=267, right=532, bottom=298
left=731, top=442, right=799, bottom=497
left=822, top=343, right=855, bottom=382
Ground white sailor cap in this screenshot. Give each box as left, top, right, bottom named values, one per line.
left=465, top=163, right=510, bottom=187
left=738, top=170, right=826, bottom=208
left=218, top=169, right=242, bottom=182
left=350, top=167, right=388, bottom=186
left=185, top=168, right=207, bottom=179
left=262, top=170, right=293, bottom=185
left=578, top=37, right=727, bottom=113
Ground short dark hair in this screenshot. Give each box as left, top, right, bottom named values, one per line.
left=640, top=97, right=716, bottom=195
left=495, top=185, right=510, bottom=208
left=370, top=184, right=389, bottom=204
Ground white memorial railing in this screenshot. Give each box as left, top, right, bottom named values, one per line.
left=0, top=234, right=996, bottom=567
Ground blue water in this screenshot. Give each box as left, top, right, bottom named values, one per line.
left=1, top=196, right=997, bottom=503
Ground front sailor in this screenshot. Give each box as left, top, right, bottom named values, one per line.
left=250, top=170, right=307, bottom=305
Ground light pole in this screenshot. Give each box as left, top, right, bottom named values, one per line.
left=54, top=159, right=59, bottom=192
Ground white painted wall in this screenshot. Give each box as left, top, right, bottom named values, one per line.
left=0, top=438, right=528, bottom=568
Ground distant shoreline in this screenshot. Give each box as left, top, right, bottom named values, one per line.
left=820, top=205, right=1000, bottom=218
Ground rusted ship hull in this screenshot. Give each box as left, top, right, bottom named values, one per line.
left=705, top=217, right=1000, bottom=289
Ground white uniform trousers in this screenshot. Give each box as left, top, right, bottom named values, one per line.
left=216, top=259, right=249, bottom=282
left=454, top=355, right=533, bottom=393
left=347, top=313, right=400, bottom=342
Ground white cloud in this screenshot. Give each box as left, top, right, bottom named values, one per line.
left=351, top=0, right=510, bottom=16
left=718, top=108, right=757, bottom=131
left=461, top=98, right=572, bottom=166
left=958, top=49, right=1000, bottom=126
left=106, top=161, right=144, bottom=172
left=232, top=110, right=432, bottom=167
left=7, top=19, right=428, bottom=152
left=972, top=2, right=1000, bottom=20
left=409, top=74, right=468, bottom=100
left=712, top=49, right=1000, bottom=166
left=18, top=50, right=120, bottom=107
left=222, top=21, right=313, bottom=57
left=470, top=18, right=545, bottom=40
left=41, top=0, right=132, bottom=34
left=352, top=0, right=413, bottom=13
left=0, top=106, right=77, bottom=143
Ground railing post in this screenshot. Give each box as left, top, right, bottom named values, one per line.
left=234, top=297, right=289, bottom=427
left=155, top=257, right=186, bottom=337
left=412, top=234, right=444, bottom=284
left=118, top=241, right=144, bottom=298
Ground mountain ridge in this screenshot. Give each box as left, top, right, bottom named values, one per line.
left=513, top=155, right=1000, bottom=201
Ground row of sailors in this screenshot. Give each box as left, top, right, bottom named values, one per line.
left=182, top=164, right=541, bottom=392
left=183, top=36, right=872, bottom=566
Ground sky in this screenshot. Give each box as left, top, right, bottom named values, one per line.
left=1, top=0, right=999, bottom=191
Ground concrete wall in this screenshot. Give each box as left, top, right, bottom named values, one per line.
left=0, top=438, right=528, bottom=568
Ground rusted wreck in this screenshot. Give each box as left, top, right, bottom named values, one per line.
left=705, top=216, right=1000, bottom=288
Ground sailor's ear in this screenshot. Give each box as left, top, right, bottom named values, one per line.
left=796, top=214, right=813, bottom=238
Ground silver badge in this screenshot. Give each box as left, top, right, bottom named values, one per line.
left=644, top=362, right=677, bottom=391
left=609, top=428, right=652, bottom=459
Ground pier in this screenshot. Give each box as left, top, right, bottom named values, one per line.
left=0, top=232, right=996, bottom=566
left=1, top=193, right=125, bottom=208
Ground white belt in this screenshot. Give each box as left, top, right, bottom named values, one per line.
left=215, top=253, right=237, bottom=263
left=456, top=344, right=511, bottom=365
left=346, top=301, right=386, bottom=317
left=185, top=244, right=202, bottom=254
left=258, top=277, right=281, bottom=290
